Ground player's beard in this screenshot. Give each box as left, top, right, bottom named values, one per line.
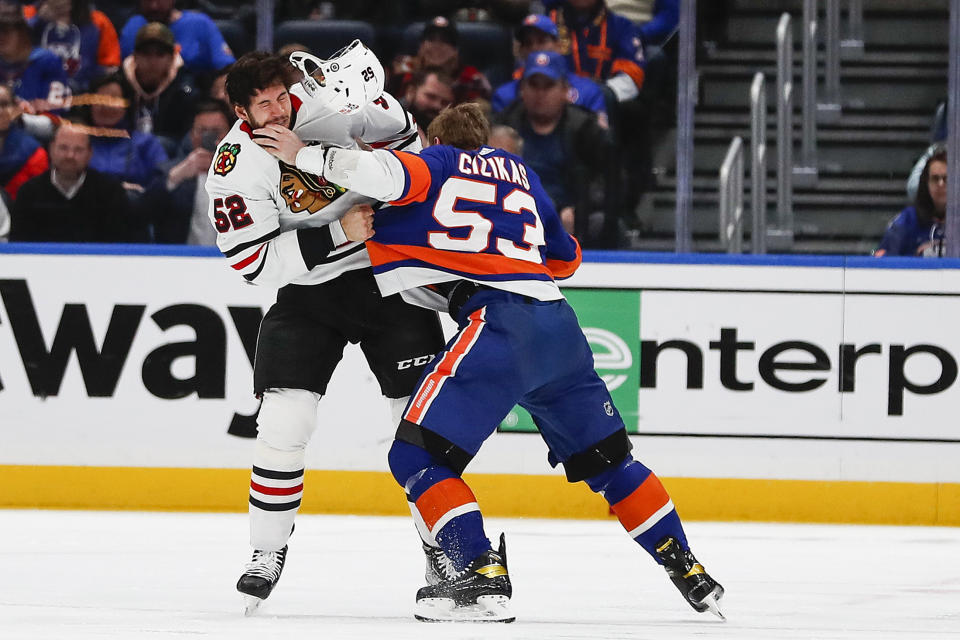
left=248, top=112, right=291, bottom=130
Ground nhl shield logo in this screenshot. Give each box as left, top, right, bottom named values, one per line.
left=214, top=142, right=241, bottom=176
left=603, top=401, right=614, bottom=417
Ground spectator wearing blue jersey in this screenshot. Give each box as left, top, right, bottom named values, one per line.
left=491, top=14, right=607, bottom=125
left=542, top=0, right=646, bottom=103
left=79, top=71, right=168, bottom=193
left=0, top=12, right=69, bottom=112
left=495, top=51, right=621, bottom=248
left=0, top=82, right=49, bottom=199
left=119, top=0, right=235, bottom=74
left=876, top=147, right=947, bottom=258
left=27, top=0, right=122, bottom=93
left=606, top=0, right=679, bottom=48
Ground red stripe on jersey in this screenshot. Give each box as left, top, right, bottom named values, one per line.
left=250, top=481, right=304, bottom=496
left=414, top=478, right=477, bottom=532
left=231, top=244, right=265, bottom=270
left=367, top=241, right=553, bottom=278
left=546, top=236, right=583, bottom=279
left=405, top=308, right=485, bottom=424
left=390, top=151, right=432, bottom=206
left=290, top=93, right=302, bottom=112
left=610, top=473, right=671, bottom=532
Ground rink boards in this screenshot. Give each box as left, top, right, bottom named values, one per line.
left=1, top=246, right=958, bottom=525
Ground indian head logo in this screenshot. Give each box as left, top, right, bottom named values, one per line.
left=214, top=142, right=240, bottom=176
left=279, top=162, right=347, bottom=214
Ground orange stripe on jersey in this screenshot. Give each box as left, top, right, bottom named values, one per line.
left=367, top=241, right=553, bottom=279
left=390, top=151, right=432, bottom=206
left=610, top=473, right=671, bottom=532
left=405, top=308, right=485, bottom=425
left=611, top=59, right=646, bottom=91
left=546, top=236, right=582, bottom=279
left=415, top=478, right=478, bottom=532
left=231, top=244, right=265, bottom=270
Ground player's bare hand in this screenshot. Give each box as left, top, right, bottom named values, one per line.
left=341, top=204, right=375, bottom=242
left=253, top=123, right=305, bottom=165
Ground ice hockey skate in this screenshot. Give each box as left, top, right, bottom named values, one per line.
left=655, top=537, right=725, bottom=619
left=422, top=542, right=457, bottom=585
left=236, top=545, right=288, bottom=616
left=414, top=534, right=514, bottom=623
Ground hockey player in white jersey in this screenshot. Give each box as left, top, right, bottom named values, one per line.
left=204, top=44, right=447, bottom=615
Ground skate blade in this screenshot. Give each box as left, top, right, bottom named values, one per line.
left=242, top=595, right=264, bottom=617
left=414, top=595, right=515, bottom=623
left=701, top=590, right=725, bottom=621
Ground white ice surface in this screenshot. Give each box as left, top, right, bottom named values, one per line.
left=1, top=511, right=959, bottom=639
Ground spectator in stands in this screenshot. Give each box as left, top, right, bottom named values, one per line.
left=495, top=51, right=620, bottom=248
left=401, top=67, right=453, bottom=147
left=119, top=0, right=235, bottom=74
left=606, top=0, right=679, bottom=48
left=0, top=12, right=69, bottom=112
left=542, top=0, right=646, bottom=103
left=488, top=123, right=522, bottom=155
left=0, top=187, right=10, bottom=239
left=120, top=22, right=197, bottom=152
left=79, top=71, right=168, bottom=193
left=491, top=15, right=606, bottom=124
left=9, top=123, right=144, bottom=241
left=142, top=98, right=230, bottom=244
left=25, top=0, right=121, bottom=92
left=205, top=64, right=233, bottom=122
left=388, top=16, right=491, bottom=105
left=0, top=82, right=48, bottom=198
left=876, top=147, right=947, bottom=258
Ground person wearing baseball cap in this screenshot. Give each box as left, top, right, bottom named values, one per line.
left=119, top=21, right=196, bottom=148
left=491, top=14, right=606, bottom=124
left=386, top=16, right=491, bottom=104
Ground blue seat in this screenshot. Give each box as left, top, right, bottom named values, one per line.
left=401, top=21, right=513, bottom=78
left=274, top=20, right=377, bottom=58
left=214, top=19, right=252, bottom=57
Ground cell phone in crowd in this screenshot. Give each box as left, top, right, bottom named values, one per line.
left=200, top=130, right=220, bottom=152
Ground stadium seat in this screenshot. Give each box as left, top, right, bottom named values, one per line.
left=274, top=20, right=377, bottom=58
left=214, top=19, right=253, bottom=57
left=401, top=21, right=513, bottom=80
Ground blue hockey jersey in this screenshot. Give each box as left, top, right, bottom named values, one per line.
left=366, top=144, right=582, bottom=302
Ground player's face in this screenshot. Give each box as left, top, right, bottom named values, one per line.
left=927, top=160, right=948, bottom=216
left=237, top=84, right=292, bottom=130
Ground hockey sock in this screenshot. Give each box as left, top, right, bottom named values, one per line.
left=248, top=388, right=319, bottom=551
left=585, top=456, right=688, bottom=562
left=390, top=440, right=491, bottom=571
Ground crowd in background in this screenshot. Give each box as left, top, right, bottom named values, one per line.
left=0, top=0, right=948, bottom=255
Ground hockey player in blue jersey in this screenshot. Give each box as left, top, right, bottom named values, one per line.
left=254, top=102, right=724, bottom=623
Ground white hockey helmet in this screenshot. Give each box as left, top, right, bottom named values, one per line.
left=288, top=40, right=385, bottom=115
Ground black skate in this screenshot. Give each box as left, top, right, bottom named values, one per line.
left=655, top=537, right=725, bottom=619
left=423, top=542, right=457, bottom=585
left=414, top=533, right=514, bottom=623
left=236, top=545, right=287, bottom=616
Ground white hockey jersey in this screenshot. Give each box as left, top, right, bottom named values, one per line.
left=203, top=84, right=419, bottom=288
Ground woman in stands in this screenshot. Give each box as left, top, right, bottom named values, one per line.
left=77, top=70, right=167, bottom=195
left=875, top=146, right=947, bottom=257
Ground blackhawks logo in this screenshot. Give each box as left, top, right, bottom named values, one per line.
left=279, top=161, right=347, bottom=213
left=214, top=142, right=241, bottom=176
